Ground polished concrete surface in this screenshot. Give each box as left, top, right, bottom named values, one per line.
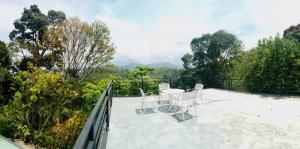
left=107, top=89, right=300, bottom=149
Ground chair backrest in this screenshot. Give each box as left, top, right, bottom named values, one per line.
left=194, top=84, right=204, bottom=91
left=159, top=83, right=170, bottom=92
left=139, top=88, right=145, bottom=97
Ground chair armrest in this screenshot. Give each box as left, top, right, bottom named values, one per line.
left=186, top=89, right=194, bottom=92
left=145, top=92, right=154, bottom=96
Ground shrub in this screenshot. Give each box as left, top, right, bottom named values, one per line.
left=0, top=65, right=78, bottom=147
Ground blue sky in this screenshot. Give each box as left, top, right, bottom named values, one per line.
left=1, top=0, right=300, bottom=66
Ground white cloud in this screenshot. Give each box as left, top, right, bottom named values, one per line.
left=1, top=0, right=300, bottom=66
left=0, top=0, right=96, bottom=41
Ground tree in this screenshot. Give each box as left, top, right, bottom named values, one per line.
left=9, top=5, right=66, bottom=70
left=241, top=36, right=300, bottom=94
left=183, top=30, right=242, bottom=88
left=0, top=41, right=14, bottom=106
left=0, top=41, right=11, bottom=68
left=0, top=65, right=77, bottom=145
left=54, top=17, right=115, bottom=83
left=131, top=66, right=153, bottom=90
left=284, top=23, right=300, bottom=43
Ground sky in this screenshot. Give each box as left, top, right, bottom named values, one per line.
left=1, top=0, right=300, bottom=66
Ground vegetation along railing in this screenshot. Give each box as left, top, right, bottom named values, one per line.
left=73, top=81, right=113, bottom=149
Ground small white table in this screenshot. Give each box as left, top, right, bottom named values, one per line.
left=161, top=89, right=184, bottom=111
left=161, top=89, right=184, bottom=94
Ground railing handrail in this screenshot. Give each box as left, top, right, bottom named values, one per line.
left=73, top=81, right=113, bottom=149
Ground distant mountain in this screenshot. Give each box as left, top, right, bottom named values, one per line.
left=120, top=62, right=180, bottom=70
left=120, top=63, right=145, bottom=70
left=148, top=62, right=179, bottom=69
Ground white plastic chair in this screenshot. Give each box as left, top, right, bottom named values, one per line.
left=177, top=91, right=198, bottom=120
left=195, top=84, right=204, bottom=91
left=158, top=83, right=170, bottom=104
left=168, top=92, right=182, bottom=112
left=139, top=88, right=157, bottom=114
left=194, top=84, right=204, bottom=104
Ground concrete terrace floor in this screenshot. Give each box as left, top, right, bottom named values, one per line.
left=107, top=89, right=300, bottom=149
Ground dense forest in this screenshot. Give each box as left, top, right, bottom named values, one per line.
left=0, top=4, right=299, bottom=148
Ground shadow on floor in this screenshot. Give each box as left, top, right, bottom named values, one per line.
left=136, top=108, right=156, bottom=114
left=158, top=105, right=181, bottom=113
left=171, top=112, right=193, bottom=122
left=158, top=100, right=170, bottom=105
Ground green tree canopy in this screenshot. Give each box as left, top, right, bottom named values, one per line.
left=9, top=5, right=66, bottom=70
left=241, top=36, right=300, bottom=94
left=131, top=66, right=153, bottom=90
left=284, top=23, right=300, bottom=43
left=52, top=17, right=115, bottom=83
left=0, top=41, right=14, bottom=107
left=0, top=41, right=11, bottom=68
left=183, top=30, right=243, bottom=87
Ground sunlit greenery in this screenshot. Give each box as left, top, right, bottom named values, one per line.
left=0, top=3, right=299, bottom=149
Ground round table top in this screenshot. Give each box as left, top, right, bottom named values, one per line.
left=161, top=89, right=184, bottom=94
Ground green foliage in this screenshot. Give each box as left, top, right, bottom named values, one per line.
left=84, top=74, right=159, bottom=97
left=241, top=36, right=300, bottom=94
left=0, top=67, right=14, bottom=106
left=51, top=113, right=86, bottom=148
left=0, top=65, right=79, bottom=147
left=0, top=41, right=11, bottom=68
left=182, top=30, right=243, bottom=88
left=9, top=5, right=66, bottom=70
left=130, top=66, right=154, bottom=90
left=0, top=41, right=14, bottom=107
left=81, top=77, right=113, bottom=113
left=113, top=77, right=159, bottom=96
left=131, top=66, right=153, bottom=79
left=56, top=17, right=115, bottom=83
left=284, top=23, right=300, bottom=43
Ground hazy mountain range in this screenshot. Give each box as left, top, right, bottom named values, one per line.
left=118, top=62, right=181, bottom=70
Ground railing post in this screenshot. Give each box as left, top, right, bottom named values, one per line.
left=106, top=84, right=112, bottom=131
left=73, top=81, right=113, bottom=149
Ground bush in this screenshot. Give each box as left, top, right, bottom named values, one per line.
left=0, top=67, right=14, bottom=106
left=51, top=113, right=86, bottom=148
left=113, top=77, right=159, bottom=96
left=241, top=36, right=300, bottom=94
left=81, top=77, right=113, bottom=113
left=0, top=65, right=79, bottom=147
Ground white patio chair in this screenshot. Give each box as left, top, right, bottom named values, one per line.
left=158, top=83, right=170, bottom=104
left=194, top=84, right=204, bottom=104
left=195, top=84, right=204, bottom=91
left=168, top=92, right=182, bottom=112
left=139, top=88, right=157, bottom=114
left=177, top=91, right=198, bottom=120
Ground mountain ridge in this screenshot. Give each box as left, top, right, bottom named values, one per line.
left=119, top=62, right=181, bottom=70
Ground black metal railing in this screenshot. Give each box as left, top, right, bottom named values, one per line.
left=73, top=81, right=113, bottom=149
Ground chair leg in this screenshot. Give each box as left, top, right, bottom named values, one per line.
left=159, top=94, right=162, bottom=104
left=194, top=102, right=197, bottom=117
left=175, top=101, right=178, bottom=112
left=141, top=101, right=144, bottom=114
left=152, top=102, right=155, bottom=110
left=159, top=95, right=161, bottom=104
left=168, top=103, right=172, bottom=112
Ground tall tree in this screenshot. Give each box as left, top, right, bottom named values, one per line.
left=9, top=5, right=66, bottom=70
left=53, top=17, right=115, bottom=82
left=284, top=23, right=300, bottom=43
left=0, top=41, right=11, bottom=68
left=241, top=36, right=300, bottom=94
left=0, top=41, right=13, bottom=106
left=183, top=30, right=242, bottom=87
left=131, top=66, right=153, bottom=90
